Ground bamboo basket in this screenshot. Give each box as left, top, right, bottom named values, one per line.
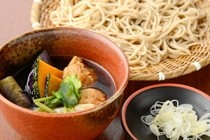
left=31, top=0, right=210, bottom=81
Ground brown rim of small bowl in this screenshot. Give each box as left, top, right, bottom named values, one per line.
left=121, top=83, right=210, bottom=140
left=0, top=27, right=129, bottom=117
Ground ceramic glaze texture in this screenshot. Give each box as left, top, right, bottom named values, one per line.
left=0, top=27, right=129, bottom=140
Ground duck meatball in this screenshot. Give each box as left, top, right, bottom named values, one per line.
left=79, top=88, right=106, bottom=105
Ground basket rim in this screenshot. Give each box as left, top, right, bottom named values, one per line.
left=30, top=0, right=210, bottom=81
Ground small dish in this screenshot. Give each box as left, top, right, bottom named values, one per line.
left=121, top=83, right=210, bottom=140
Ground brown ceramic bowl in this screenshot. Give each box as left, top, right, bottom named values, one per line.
left=0, top=27, right=129, bottom=140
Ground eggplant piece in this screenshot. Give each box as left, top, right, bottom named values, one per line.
left=24, top=65, right=39, bottom=99
left=12, top=63, right=32, bottom=89
left=33, top=50, right=52, bottom=66
left=0, top=76, right=32, bottom=108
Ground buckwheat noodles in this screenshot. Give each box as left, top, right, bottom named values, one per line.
left=50, top=0, right=209, bottom=71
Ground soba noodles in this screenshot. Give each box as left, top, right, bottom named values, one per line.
left=49, top=0, right=209, bottom=71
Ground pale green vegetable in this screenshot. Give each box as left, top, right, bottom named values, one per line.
left=56, top=74, right=82, bottom=106
left=141, top=100, right=210, bottom=140
left=33, top=75, right=82, bottom=113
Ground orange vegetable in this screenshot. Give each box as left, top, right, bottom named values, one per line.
left=37, top=59, right=63, bottom=97
left=45, top=73, right=62, bottom=96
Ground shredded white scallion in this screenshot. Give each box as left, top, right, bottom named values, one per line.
left=141, top=100, right=210, bottom=140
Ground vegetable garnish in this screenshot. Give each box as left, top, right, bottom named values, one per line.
left=141, top=100, right=210, bottom=140
left=55, top=74, right=82, bottom=106
left=33, top=75, right=81, bottom=113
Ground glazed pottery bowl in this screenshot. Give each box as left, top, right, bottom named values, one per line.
left=121, top=83, right=210, bottom=140
left=0, top=27, right=129, bottom=140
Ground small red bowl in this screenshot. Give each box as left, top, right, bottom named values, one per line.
left=121, top=83, right=210, bottom=140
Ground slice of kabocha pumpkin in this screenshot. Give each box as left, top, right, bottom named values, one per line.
left=25, top=51, right=63, bottom=99
left=45, top=73, right=62, bottom=96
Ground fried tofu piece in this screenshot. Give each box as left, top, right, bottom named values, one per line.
left=63, top=56, right=97, bottom=86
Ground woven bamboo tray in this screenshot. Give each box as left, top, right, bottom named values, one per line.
left=31, top=0, right=210, bottom=81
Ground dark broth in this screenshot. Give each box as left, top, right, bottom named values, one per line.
left=51, top=56, right=116, bottom=98
left=13, top=55, right=116, bottom=99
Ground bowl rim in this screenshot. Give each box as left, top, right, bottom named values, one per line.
left=121, top=83, right=210, bottom=140
left=0, top=27, right=129, bottom=117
